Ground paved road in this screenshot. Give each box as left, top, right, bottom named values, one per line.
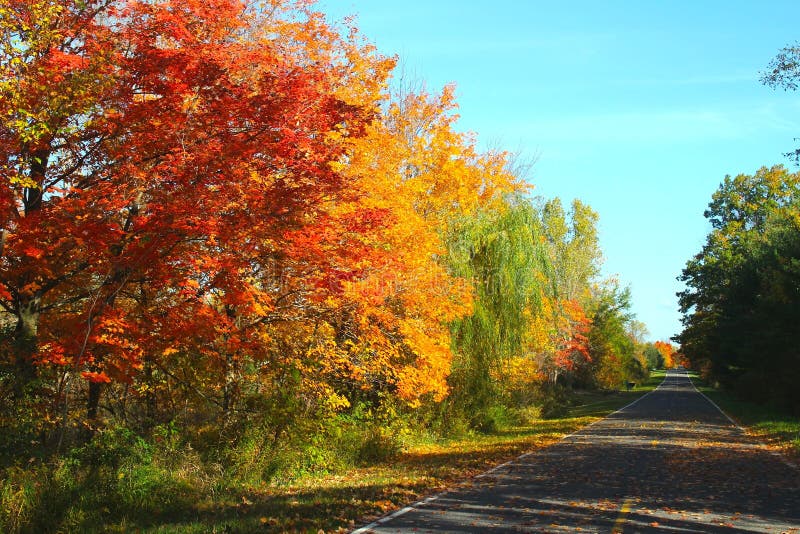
left=354, top=370, right=800, bottom=533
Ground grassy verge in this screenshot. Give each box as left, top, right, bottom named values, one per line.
left=689, top=372, right=800, bottom=461
left=1, top=372, right=666, bottom=533
left=134, top=371, right=666, bottom=533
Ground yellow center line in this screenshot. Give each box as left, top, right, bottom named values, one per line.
left=611, top=497, right=636, bottom=533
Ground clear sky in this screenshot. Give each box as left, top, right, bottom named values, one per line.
left=317, top=0, right=800, bottom=342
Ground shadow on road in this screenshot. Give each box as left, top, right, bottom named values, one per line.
left=356, top=370, right=800, bottom=533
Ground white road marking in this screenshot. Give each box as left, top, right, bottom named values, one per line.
left=684, top=369, right=800, bottom=472
left=351, top=374, right=669, bottom=532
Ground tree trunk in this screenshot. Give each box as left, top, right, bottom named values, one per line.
left=143, top=358, right=158, bottom=427
left=222, top=351, right=238, bottom=416
left=11, top=148, right=51, bottom=396
left=13, top=295, right=41, bottom=397
left=87, top=381, right=103, bottom=422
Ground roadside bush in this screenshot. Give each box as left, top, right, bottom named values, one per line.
left=354, top=424, right=404, bottom=463
left=0, top=424, right=207, bottom=533
left=511, top=405, right=544, bottom=425
left=472, top=405, right=515, bottom=434
left=0, top=465, right=42, bottom=533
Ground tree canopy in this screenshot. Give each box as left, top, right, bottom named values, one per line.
left=677, top=166, right=800, bottom=413
left=0, top=7, right=656, bottom=530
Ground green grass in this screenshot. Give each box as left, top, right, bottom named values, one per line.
left=130, top=372, right=666, bottom=533
left=689, top=372, right=800, bottom=459
left=2, top=373, right=667, bottom=534
left=566, top=370, right=665, bottom=418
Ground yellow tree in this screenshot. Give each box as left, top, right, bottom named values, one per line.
left=654, top=341, right=676, bottom=369
left=323, top=84, right=524, bottom=406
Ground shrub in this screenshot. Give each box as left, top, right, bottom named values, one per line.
left=0, top=465, right=42, bottom=533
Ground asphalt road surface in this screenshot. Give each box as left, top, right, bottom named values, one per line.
left=354, top=370, right=800, bottom=533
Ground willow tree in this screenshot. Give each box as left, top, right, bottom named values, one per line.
left=446, top=196, right=549, bottom=428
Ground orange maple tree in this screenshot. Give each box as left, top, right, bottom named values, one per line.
left=0, top=0, right=392, bottom=417
left=1, top=0, right=529, bottom=428
left=654, top=341, right=676, bottom=369
left=530, top=296, right=592, bottom=383
left=310, top=85, right=522, bottom=405
left=2, top=0, right=635, bottom=446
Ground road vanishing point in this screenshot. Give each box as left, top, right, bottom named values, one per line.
left=353, top=370, right=800, bottom=533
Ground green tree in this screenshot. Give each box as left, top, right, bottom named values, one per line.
left=540, top=198, right=602, bottom=303
left=642, top=343, right=664, bottom=369
left=677, top=165, right=800, bottom=413
left=582, top=282, right=645, bottom=389
left=762, top=43, right=800, bottom=162
left=446, top=196, right=549, bottom=429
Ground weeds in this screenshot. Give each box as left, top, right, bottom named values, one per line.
left=0, top=376, right=662, bottom=533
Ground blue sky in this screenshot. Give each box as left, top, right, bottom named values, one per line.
left=317, top=0, right=800, bottom=342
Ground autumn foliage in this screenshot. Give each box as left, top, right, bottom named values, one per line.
left=0, top=2, right=654, bottom=530
left=654, top=341, right=676, bottom=369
